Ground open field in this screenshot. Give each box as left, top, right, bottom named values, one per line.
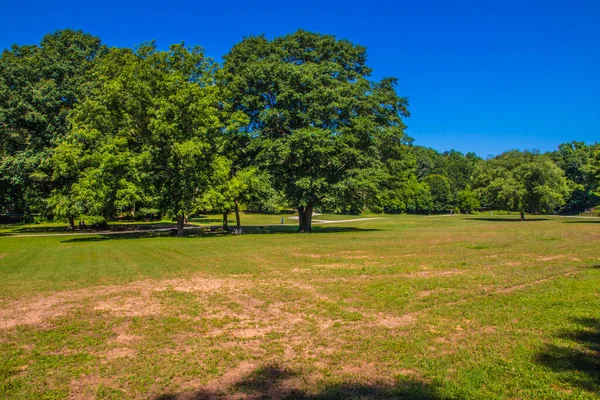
left=0, top=214, right=598, bottom=399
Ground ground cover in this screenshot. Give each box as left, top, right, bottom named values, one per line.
left=0, top=214, right=598, bottom=399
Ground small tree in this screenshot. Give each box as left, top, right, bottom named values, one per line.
left=474, top=150, right=570, bottom=220
left=203, top=166, right=257, bottom=231
left=457, top=185, right=480, bottom=213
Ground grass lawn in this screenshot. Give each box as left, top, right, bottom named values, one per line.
left=0, top=214, right=598, bottom=399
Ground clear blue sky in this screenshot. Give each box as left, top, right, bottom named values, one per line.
left=2, top=0, right=598, bottom=157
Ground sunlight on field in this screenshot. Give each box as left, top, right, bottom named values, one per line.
left=0, top=214, right=598, bottom=399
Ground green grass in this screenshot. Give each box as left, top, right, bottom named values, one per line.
left=0, top=214, right=598, bottom=399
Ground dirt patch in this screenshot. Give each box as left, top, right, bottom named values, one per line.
left=372, top=312, right=417, bottom=328
left=0, top=253, right=7, bottom=259
left=397, top=368, right=422, bottom=377
left=538, top=255, right=564, bottom=261
left=94, top=294, right=162, bottom=317
left=201, top=360, right=258, bottom=394
left=427, top=238, right=455, bottom=244
left=496, top=272, right=574, bottom=294
left=417, top=290, right=437, bottom=298
left=433, top=326, right=467, bottom=355
left=0, top=275, right=238, bottom=330
left=342, top=361, right=396, bottom=385
left=69, top=374, right=116, bottom=400
left=404, top=270, right=466, bottom=278
left=158, top=277, right=225, bottom=293
left=0, top=295, right=75, bottom=330
left=231, top=327, right=275, bottom=339
left=314, top=263, right=354, bottom=269
left=2, top=272, right=438, bottom=399
left=15, top=364, right=28, bottom=376
left=292, top=268, right=311, bottom=273
left=104, top=347, right=136, bottom=360
left=505, top=262, right=522, bottom=267
left=110, top=321, right=142, bottom=345
left=292, top=253, right=322, bottom=258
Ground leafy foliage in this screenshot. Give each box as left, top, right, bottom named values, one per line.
left=1, top=29, right=598, bottom=229
left=50, top=43, right=225, bottom=234
left=474, top=151, right=570, bottom=219
left=222, top=30, right=410, bottom=230
left=0, top=29, right=105, bottom=216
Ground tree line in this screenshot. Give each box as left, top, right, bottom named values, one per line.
left=1, top=30, right=599, bottom=233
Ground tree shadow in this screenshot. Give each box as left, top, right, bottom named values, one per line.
left=59, top=226, right=381, bottom=243
left=243, top=226, right=381, bottom=235
left=1, top=222, right=179, bottom=235
left=535, top=317, right=600, bottom=393
left=59, top=228, right=211, bottom=243
left=463, top=217, right=549, bottom=222
left=563, top=220, right=600, bottom=224
left=155, top=364, right=450, bottom=400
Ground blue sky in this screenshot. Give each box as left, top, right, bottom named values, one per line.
left=2, top=0, right=598, bottom=157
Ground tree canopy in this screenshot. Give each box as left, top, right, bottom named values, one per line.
left=51, top=42, right=225, bottom=234
left=0, top=29, right=105, bottom=217
left=1, top=29, right=597, bottom=230
left=222, top=30, right=410, bottom=231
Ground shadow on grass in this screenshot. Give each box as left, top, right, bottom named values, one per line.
left=244, top=226, right=381, bottom=234
left=535, top=317, right=600, bottom=393
left=1, top=226, right=71, bottom=234
left=563, top=220, right=600, bottom=224
left=155, top=364, right=448, bottom=400
left=60, top=226, right=381, bottom=243
left=463, top=217, right=549, bottom=222
left=2, top=222, right=179, bottom=235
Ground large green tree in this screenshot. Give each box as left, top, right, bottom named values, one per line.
left=474, top=150, right=570, bottom=220
left=51, top=43, right=225, bottom=235
left=222, top=30, right=410, bottom=231
left=0, top=30, right=105, bottom=217
left=457, top=184, right=480, bottom=213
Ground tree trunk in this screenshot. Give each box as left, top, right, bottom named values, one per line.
left=303, top=204, right=313, bottom=233
left=234, top=199, right=241, bottom=229
left=520, top=211, right=525, bottom=221
left=176, top=214, right=185, bottom=236
left=68, top=216, right=75, bottom=230
left=297, top=206, right=306, bottom=232
left=222, top=212, right=229, bottom=230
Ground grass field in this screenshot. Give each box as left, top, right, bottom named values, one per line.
left=0, top=213, right=598, bottom=399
